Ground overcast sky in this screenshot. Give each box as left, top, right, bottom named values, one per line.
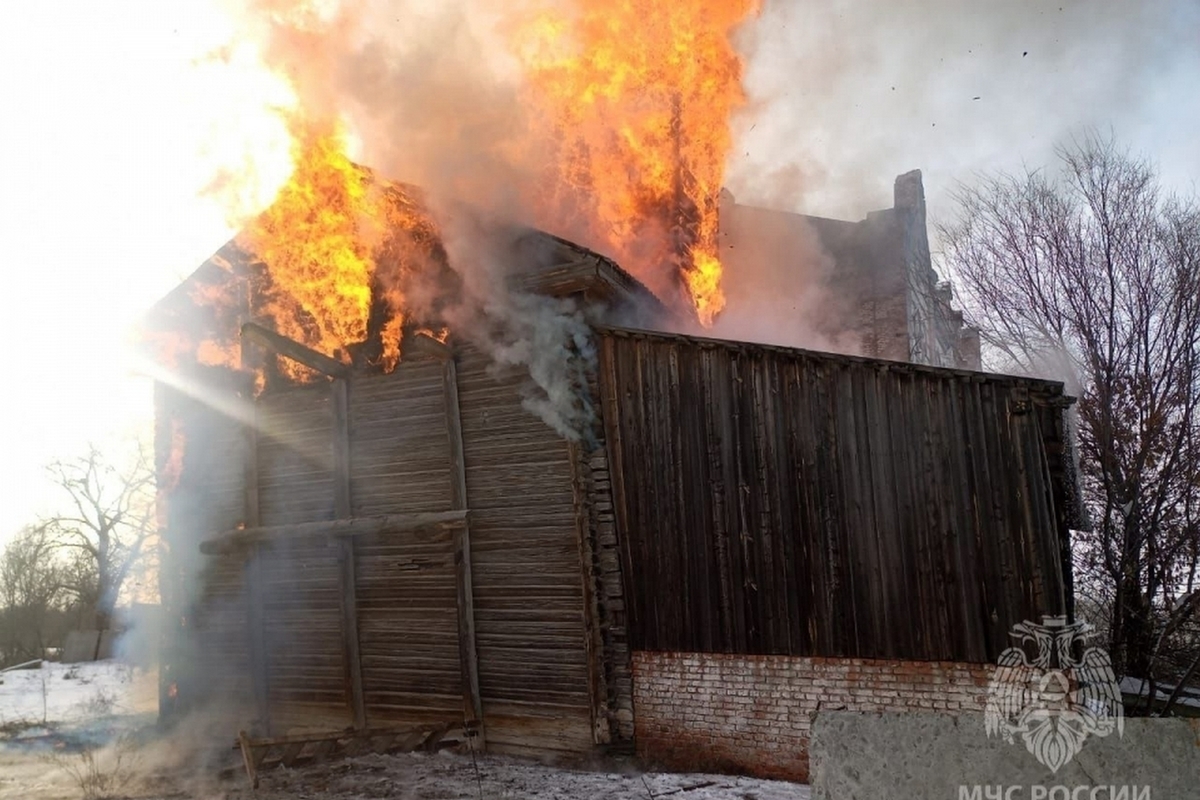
left=0, top=0, right=1197, bottom=544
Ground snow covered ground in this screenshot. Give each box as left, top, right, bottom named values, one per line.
left=0, top=659, right=154, bottom=730
left=0, top=659, right=810, bottom=799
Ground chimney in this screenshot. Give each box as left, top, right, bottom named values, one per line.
left=894, top=169, right=925, bottom=213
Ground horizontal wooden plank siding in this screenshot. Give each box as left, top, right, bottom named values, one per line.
left=258, top=534, right=351, bottom=731
left=156, top=378, right=254, bottom=722
left=355, top=524, right=462, bottom=726
left=598, top=329, right=1069, bottom=664
left=347, top=362, right=463, bottom=728
left=349, top=365, right=451, bottom=516
left=257, top=384, right=335, bottom=526
left=455, top=344, right=595, bottom=754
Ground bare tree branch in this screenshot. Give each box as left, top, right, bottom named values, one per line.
left=938, top=132, right=1200, bottom=703
left=39, top=440, right=157, bottom=631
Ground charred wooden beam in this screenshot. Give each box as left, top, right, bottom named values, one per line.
left=237, top=722, right=458, bottom=789
left=241, top=322, right=351, bottom=379
left=405, top=330, right=452, bottom=361
left=199, top=510, right=470, bottom=554
left=443, top=358, right=485, bottom=747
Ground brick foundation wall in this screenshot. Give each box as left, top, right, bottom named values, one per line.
left=632, top=651, right=993, bottom=783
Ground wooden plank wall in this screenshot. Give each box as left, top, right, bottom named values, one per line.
left=252, top=383, right=348, bottom=731
left=258, top=385, right=336, bottom=525
left=170, top=348, right=598, bottom=754
left=597, top=329, right=1070, bottom=664
left=156, top=379, right=254, bottom=722
left=348, top=365, right=463, bottom=728
left=455, top=345, right=596, bottom=754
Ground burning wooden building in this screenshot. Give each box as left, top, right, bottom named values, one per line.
left=144, top=168, right=1077, bottom=780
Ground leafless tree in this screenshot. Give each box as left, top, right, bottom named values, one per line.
left=938, top=133, right=1200, bottom=713
left=39, top=443, right=156, bottom=632
left=0, top=526, right=66, bottom=665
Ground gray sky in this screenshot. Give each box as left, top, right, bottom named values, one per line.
left=0, top=0, right=1196, bottom=543
left=728, top=0, right=1200, bottom=223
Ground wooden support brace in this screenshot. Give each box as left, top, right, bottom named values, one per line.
left=199, top=510, right=469, bottom=554
left=242, top=414, right=271, bottom=732
left=443, top=358, right=485, bottom=748
left=331, top=379, right=367, bottom=731
left=238, top=730, right=260, bottom=789
left=241, top=322, right=351, bottom=379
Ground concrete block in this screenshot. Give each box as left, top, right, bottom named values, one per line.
left=61, top=630, right=101, bottom=663
left=810, top=711, right=1200, bottom=800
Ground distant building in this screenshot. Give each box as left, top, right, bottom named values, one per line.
left=720, top=170, right=981, bottom=369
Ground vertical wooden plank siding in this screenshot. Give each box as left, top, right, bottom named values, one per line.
left=176, top=344, right=601, bottom=755
left=598, top=329, right=1070, bottom=663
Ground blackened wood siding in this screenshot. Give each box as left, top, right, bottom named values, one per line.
left=598, top=329, right=1069, bottom=664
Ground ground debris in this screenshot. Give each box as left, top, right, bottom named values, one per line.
left=211, top=750, right=809, bottom=800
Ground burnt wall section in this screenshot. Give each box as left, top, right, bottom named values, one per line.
left=598, top=328, right=1071, bottom=663
left=454, top=345, right=596, bottom=754
left=632, top=651, right=992, bottom=783
left=155, top=376, right=254, bottom=726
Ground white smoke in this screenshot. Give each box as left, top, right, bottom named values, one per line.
left=430, top=208, right=598, bottom=441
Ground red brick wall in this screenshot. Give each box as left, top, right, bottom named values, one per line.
left=632, top=651, right=993, bottom=782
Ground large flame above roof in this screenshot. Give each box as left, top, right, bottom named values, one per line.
left=175, top=0, right=758, bottom=382
left=515, top=0, right=758, bottom=324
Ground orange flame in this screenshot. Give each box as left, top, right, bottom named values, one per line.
left=180, top=0, right=757, bottom=384
left=237, top=118, right=391, bottom=380
left=514, top=0, right=758, bottom=324
left=186, top=114, right=439, bottom=385
left=161, top=420, right=186, bottom=494
left=156, top=419, right=186, bottom=529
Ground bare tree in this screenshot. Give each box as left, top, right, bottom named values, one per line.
left=0, top=526, right=66, bottom=665
left=938, top=133, right=1200, bottom=711
left=39, top=443, right=156, bottom=632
